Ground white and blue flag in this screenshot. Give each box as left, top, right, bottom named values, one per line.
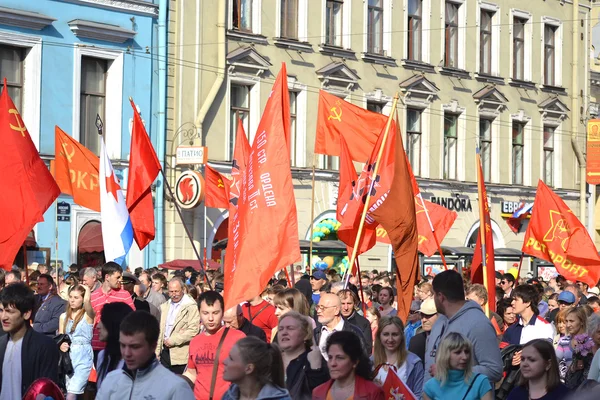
left=99, top=139, right=133, bottom=265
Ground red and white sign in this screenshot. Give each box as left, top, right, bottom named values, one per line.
left=586, top=120, right=600, bottom=185
left=175, top=170, right=205, bottom=209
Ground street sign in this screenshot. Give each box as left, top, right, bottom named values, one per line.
left=175, top=170, right=205, bottom=209
left=176, top=146, right=207, bottom=165
left=587, top=119, right=600, bottom=185
left=57, top=201, right=71, bottom=222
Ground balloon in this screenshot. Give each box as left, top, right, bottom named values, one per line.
left=313, top=237, right=321, bottom=242
left=323, top=256, right=335, bottom=268
left=508, top=267, right=519, bottom=280
left=315, top=261, right=328, bottom=270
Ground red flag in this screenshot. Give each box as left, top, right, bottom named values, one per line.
left=415, top=198, right=457, bottom=257
left=126, top=99, right=161, bottom=249
left=522, top=180, right=600, bottom=287
left=368, top=116, right=419, bottom=321
left=224, top=63, right=300, bottom=309
left=382, top=368, right=417, bottom=400
left=315, top=90, right=388, bottom=161
left=0, top=80, right=60, bottom=270
left=204, top=165, right=231, bottom=208
left=471, top=150, right=496, bottom=312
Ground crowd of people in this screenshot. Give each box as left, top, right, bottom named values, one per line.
left=2, top=262, right=600, bottom=399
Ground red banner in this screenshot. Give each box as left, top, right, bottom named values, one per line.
left=204, top=165, right=230, bottom=209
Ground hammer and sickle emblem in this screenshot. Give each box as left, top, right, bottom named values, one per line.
left=60, top=143, right=76, bottom=163
left=9, top=109, right=26, bottom=137
left=327, top=106, right=343, bottom=122
left=217, top=178, right=224, bottom=189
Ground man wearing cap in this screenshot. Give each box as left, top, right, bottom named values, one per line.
left=409, top=298, right=438, bottom=362
left=310, top=270, right=328, bottom=305
left=502, top=285, right=554, bottom=348
left=121, top=272, right=154, bottom=316
left=588, top=286, right=600, bottom=298
left=404, top=301, right=422, bottom=348
left=545, top=291, right=576, bottom=324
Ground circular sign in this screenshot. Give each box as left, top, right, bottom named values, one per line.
left=175, top=170, right=205, bottom=209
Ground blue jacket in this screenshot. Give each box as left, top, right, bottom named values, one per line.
left=33, top=294, right=66, bottom=337
left=222, top=383, right=291, bottom=400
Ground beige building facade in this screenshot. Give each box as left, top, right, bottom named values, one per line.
left=165, top=0, right=593, bottom=275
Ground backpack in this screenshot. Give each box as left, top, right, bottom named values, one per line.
left=495, top=344, right=522, bottom=400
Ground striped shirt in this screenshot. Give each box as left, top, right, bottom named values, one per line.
left=91, top=287, right=135, bottom=350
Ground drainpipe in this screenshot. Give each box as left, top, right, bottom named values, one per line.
left=193, top=0, right=226, bottom=256
left=571, top=0, right=586, bottom=221
left=155, top=0, right=168, bottom=266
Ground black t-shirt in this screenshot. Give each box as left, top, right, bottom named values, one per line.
left=408, top=331, right=427, bottom=363
left=507, top=384, right=571, bottom=400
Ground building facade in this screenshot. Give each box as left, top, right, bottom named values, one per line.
left=0, top=0, right=164, bottom=270
left=166, top=0, right=592, bottom=275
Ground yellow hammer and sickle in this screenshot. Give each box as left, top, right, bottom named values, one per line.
left=9, top=109, right=26, bottom=137
left=327, top=106, right=342, bottom=122
left=217, top=179, right=224, bottom=188
left=60, top=143, right=76, bottom=163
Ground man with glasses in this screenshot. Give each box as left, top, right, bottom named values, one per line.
left=500, top=273, right=516, bottom=298
left=314, top=293, right=366, bottom=360
left=408, top=298, right=438, bottom=362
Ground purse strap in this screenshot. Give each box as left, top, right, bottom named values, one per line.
left=461, top=373, right=480, bottom=400
left=209, top=327, right=230, bottom=400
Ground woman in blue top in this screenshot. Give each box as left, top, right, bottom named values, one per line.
left=423, top=332, right=492, bottom=400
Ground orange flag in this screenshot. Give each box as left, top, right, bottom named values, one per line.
left=54, top=126, right=100, bottom=211
left=315, top=90, right=388, bottom=162
left=224, top=63, right=300, bottom=309
left=368, top=116, right=419, bottom=321
left=522, top=180, right=600, bottom=287
left=0, top=80, right=60, bottom=270
left=204, top=165, right=230, bottom=208
left=126, top=99, right=161, bottom=249
left=471, top=150, right=496, bottom=312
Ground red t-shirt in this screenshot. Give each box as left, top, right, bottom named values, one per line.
left=90, top=287, right=135, bottom=350
left=187, top=327, right=246, bottom=400
left=241, top=300, right=278, bottom=343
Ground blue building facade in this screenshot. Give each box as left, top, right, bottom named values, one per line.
left=0, top=0, right=166, bottom=270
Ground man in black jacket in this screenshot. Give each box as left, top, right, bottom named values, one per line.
left=223, top=304, right=267, bottom=341
left=314, top=293, right=368, bottom=359
left=0, top=282, right=59, bottom=398
left=338, top=289, right=372, bottom=354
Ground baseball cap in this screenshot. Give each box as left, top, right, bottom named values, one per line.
left=558, top=291, right=576, bottom=304
left=418, top=298, right=437, bottom=315
left=122, top=272, right=140, bottom=285
left=588, top=287, right=600, bottom=296
left=310, top=270, right=327, bottom=281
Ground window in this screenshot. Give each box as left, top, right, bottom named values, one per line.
left=480, top=10, right=493, bottom=74
left=366, top=100, right=384, bottom=114
left=0, top=45, right=24, bottom=112
left=367, top=0, right=383, bottom=54
left=513, top=17, right=526, bottom=80
left=281, top=0, right=298, bottom=39
left=325, top=0, right=343, bottom=46
left=443, top=114, right=457, bottom=180
left=407, top=0, right=422, bottom=61
left=479, top=119, right=492, bottom=182
left=80, top=57, right=107, bottom=155
left=230, top=84, right=251, bottom=160
left=544, top=24, right=556, bottom=86
left=444, top=2, right=459, bottom=68
left=232, top=0, right=252, bottom=32
left=543, top=126, right=554, bottom=186
left=512, top=121, right=525, bottom=185
left=289, top=91, right=299, bottom=166
left=407, top=108, right=422, bottom=176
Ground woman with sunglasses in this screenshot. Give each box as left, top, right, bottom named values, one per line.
left=373, top=316, right=424, bottom=398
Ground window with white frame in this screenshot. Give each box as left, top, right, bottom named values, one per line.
left=367, top=0, right=383, bottom=54
left=320, top=155, right=339, bottom=170
left=289, top=90, right=300, bottom=166
left=511, top=12, right=532, bottom=82
left=281, top=0, right=298, bottom=39
left=544, top=24, right=556, bottom=86
left=325, top=0, right=343, bottom=47
left=543, top=125, right=554, bottom=186
left=512, top=121, right=525, bottom=185
left=480, top=9, right=493, bottom=74
left=407, top=0, right=422, bottom=61
left=443, top=113, right=457, bottom=180
left=229, top=84, right=251, bottom=161
left=367, top=100, right=385, bottom=114
left=80, top=57, right=107, bottom=156
left=479, top=119, right=492, bottom=182
left=0, top=45, right=24, bottom=112
left=407, top=108, right=422, bottom=176
left=444, top=1, right=462, bottom=68
left=232, top=0, right=252, bottom=32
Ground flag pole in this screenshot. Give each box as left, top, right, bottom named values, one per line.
left=476, top=150, right=489, bottom=316
left=307, top=154, right=317, bottom=275
left=354, top=258, right=368, bottom=315
left=55, top=199, right=59, bottom=284
left=516, top=252, right=525, bottom=280
left=347, top=94, right=400, bottom=274
left=416, top=193, right=448, bottom=270
left=159, top=168, right=213, bottom=290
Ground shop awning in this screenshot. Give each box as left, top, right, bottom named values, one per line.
left=78, top=222, right=103, bottom=253
left=158, top=259, right=221, bottom=271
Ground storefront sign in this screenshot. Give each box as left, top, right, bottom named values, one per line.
left=175, top=170, right=205, bottom=209
left=176, top=146, right=208, bottom=165
left=500, top=201, right=533, bottom=218
left=57, top=201, right=70, bottom=222
left=586, top=120, right=600, bottom=185
left=429, top=196, right=472, bottom=212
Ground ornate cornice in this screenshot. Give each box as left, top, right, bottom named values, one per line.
left=58, top=0, right=158, bottom=18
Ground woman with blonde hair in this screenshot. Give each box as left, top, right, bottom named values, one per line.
left=373, top=316, right=423, bottom=398
left=273, top=288, right=311, bottom=318
left=417, top=282, right=434, bottom=301
left=556, top=306, right=593, bottom=388
left=423, top=332, right=492, bottom=400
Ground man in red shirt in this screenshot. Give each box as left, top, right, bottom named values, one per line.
left=241, top=295, right=278, bottom=343
left=90, top=262, right=135, bottom=352
left=183, top=291, right=245, bottom=400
